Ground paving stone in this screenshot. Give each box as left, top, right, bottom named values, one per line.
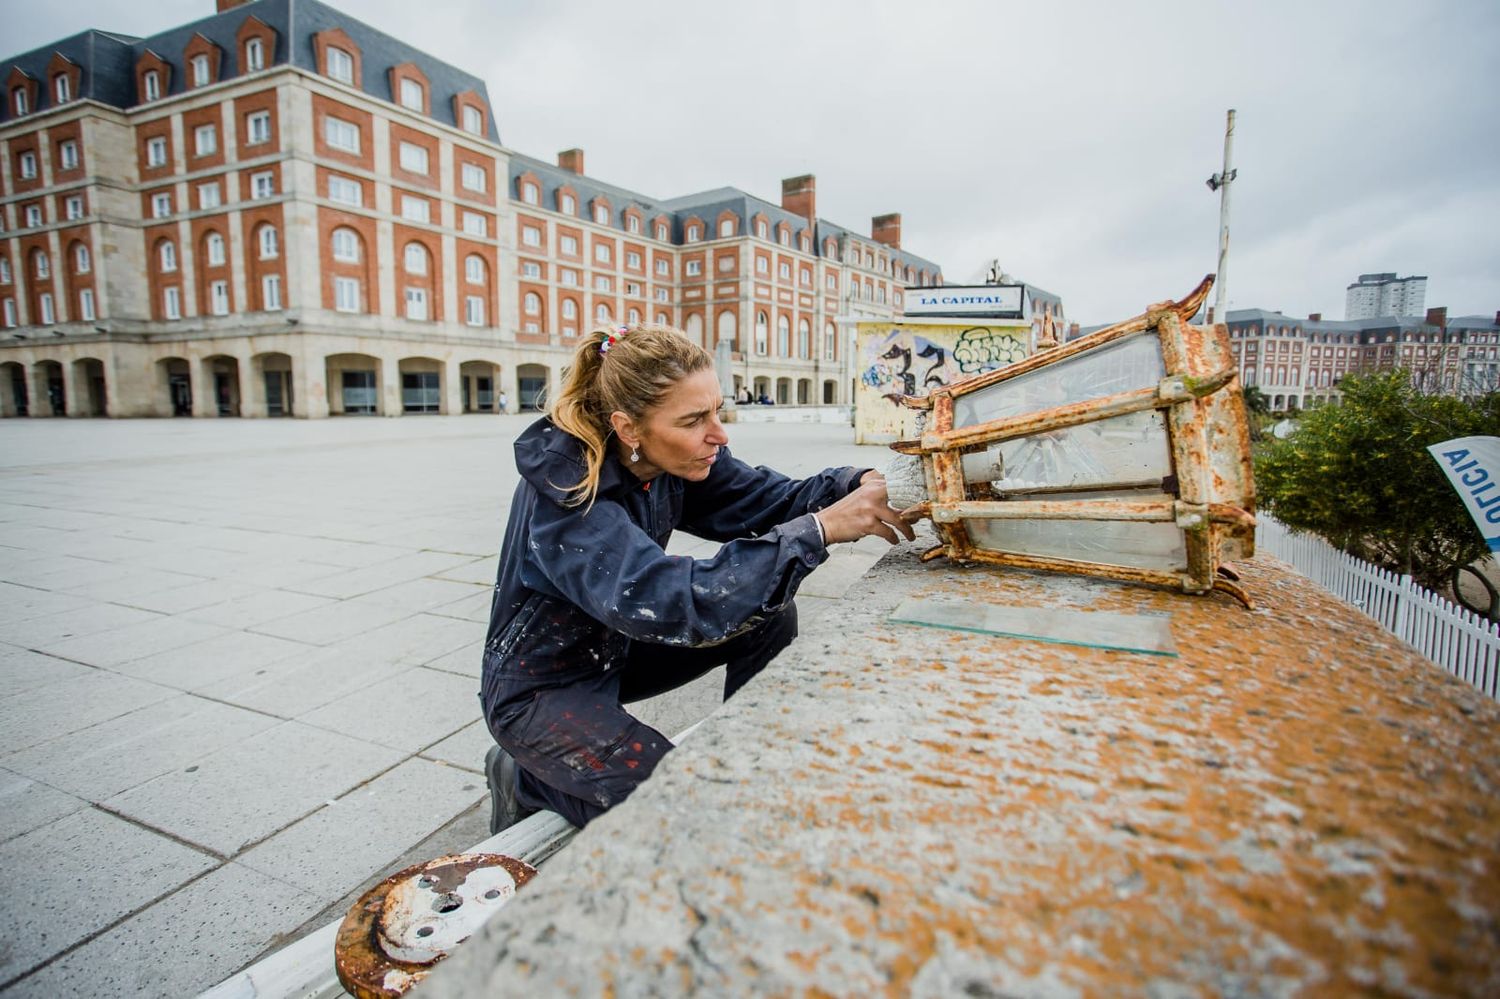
left=285, top=551, right=477, bottom=600
left=183, top=588, right=338, bottom=629
left=0, top=767, right=86, bottom=844
left=0, top=600, right=163, bottom=650
left=300, top=666, right=482, bottom=753
left=356, top=576, right=485, bottom=613
left=419, top=718, right=494, bottom=774
left=6, top=862, right=326, bottom=999
left=246, top=597, right=417, bottom=645
left=112, top=576, right=263, bottom=615
left=433, top=555, right=499, bottom=584
left=0, top=643, right=96, bottom=698
left=0, top=807, right=216, bottom=984
left=0, top=671, right=177, bottom=754
left=239, top=757, right=485, bottom=897
left=109, top=629, right=313, bottom=691
left=428, top=587, right=493, bottom=623
left=423, top=640, right=484, bottom=679
left=104, top=720, right=405, bottom=855
left=55, top=567, right=207, bottom=606
left=0, top=582, right=95, bottom=624
left=12, top=557, right=148, bottom=592
left=40, top=615, right=230, bottom=669
left=4, top=695, right=281, bottom=800
left=192, top=641, right=415, bottom=719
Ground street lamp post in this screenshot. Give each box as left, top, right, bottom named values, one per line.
left=1205, top=109, right=1237, bottom=325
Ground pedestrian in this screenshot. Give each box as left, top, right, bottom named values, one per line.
left=498, top=389, right=509, bottom=413
left=482, top=323, right=915, bottom=830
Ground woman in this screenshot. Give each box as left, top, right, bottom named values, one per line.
left=482, top=324, right=914, bottom=830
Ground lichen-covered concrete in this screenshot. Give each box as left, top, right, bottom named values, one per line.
left=420, top=538, right=1500, bottom=997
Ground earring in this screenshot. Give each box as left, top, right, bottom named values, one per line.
left=630, top=447, right=640, bottom=464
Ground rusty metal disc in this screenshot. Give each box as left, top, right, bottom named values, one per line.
left=334, top=853, right=537, bottom=998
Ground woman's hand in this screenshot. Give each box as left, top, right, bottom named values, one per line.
left=815, top=475, right=919, bottom=545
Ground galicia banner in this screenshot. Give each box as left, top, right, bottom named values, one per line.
left=1427, top=436, right=1500, bottom=552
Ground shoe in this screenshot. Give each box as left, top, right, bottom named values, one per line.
left=485, top=744, right=537, bottom=835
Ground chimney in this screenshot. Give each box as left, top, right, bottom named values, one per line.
left=1494, top=310, right=1500, bottom=326
left=1426, top=306, right=1447, bottom=329
left=557, top=148, right=585, bottom=175
left=872, top=213, right=902, bottom=249
left=781, top=174, right=816, bottom=222
left=1308, top=313, right=1321, bottom=321
left=216, top=0, right=251, bottom=11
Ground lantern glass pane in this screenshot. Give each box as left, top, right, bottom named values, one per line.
left=992, top=410, right=1173, bottom=491
left=952, top=333, right=1164, bottom=428
left=964, top=516, right=1186, bottom=571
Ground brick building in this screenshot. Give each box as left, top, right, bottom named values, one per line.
left=0, top=0, right=941, bottom=418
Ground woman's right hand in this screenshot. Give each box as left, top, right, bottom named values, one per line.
left=814, top=477, right=919, bottom=545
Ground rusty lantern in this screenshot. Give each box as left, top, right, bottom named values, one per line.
left=886, top=276, right=1256, bottom=607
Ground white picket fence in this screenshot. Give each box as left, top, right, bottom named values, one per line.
left=1254, top=515, right=1500, bottom=700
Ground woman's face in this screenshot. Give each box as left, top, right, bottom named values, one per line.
left=616, top=368, right=728, bottom=482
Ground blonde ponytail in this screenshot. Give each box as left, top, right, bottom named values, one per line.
left=548, top=324, right=713, bottom=508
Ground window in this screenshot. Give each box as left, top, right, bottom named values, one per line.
left=779, top=262, right=791, bottom=280
left=198, top=183, right=221, bottom=209
left=246, top=38, right=265, bottom=71
left=628, top=308, right=640, bottom=324
left=825, top=273, right=837, bottom=290
left=756, top=256, right=768, bottom=274
left=207, top=280, right=228, bottom=315
left=779, top=229, right=789, bottom=246
left=194, top=123, right=218, bottom=157
left=655, top=258, right=669, bottom=276
left=521, top=261, right=540, bottom=279
left=404, top=286, right=428, bottom=320
left=594, top=243, right=611, bottom=264
left=719, top=219, right=735, bottom=238
left=465, top=295, right=484, bottom=325
left=325, top=117, right=359, bottom=153
left=334, top=276, right=360, bottom=311
left=65, top=197, right=83, bottom=221
left=400, top=196, right=430, bottom=223
left=151, top=193, right=172, bottom=219
left=594, top=275, right=612, bottom=292
left=191, top=55, right=211, bottom=87
left=328, top=175, right=361, bottom=206
left=800, top=268, right=812, bottom=287
left=262, top=274, right=281, bottom=310
left=718, top=255, right=734, bottom=273
left=560, top=194, right=576, bottom=215
left=777, top=316, right=790, bottom=355
left=404, top=243, right=428, bottom=275
left=462, top=212, right=487, bottom=237
left=824, top=322, right=836, bottom=361
left=146, top=136, right=168, bottom=167
left=11, top=88, right=26, bottom=116
left=521, top=226, right=541, bottom=248
left=159, top=241, right=178, bottom=272
left=55, top=74, right=71, bottom=104
left=466, top=255, right=486, bottom=282
left=164, top=286, right=182, bottom=319
left=595, top=303, right=611, bottom=322
left=755, top=312, right=768, bottom=355
left=462, top=105, right=483, bottom=135
left=144, top=71, right=160, bottom=102
left=39, top=293, right=55, bottom=325
left=25, top=205, right=43, bottom=228
left=206, top=233, right=226, bottom=266
left=655, top=223, right=668, bottom=241
left=79, top=288, right=95, bottom=321
left=756, top=220, right=768, bottom=239
left=74, top=245, right=90, bottom=273
left=559, top=269, right=578, bottom=286
left=398, top=142, right=429, bottom=174
left=686, top=225, right=701, bottom=242
left=0, top=258, right=8, bottom=283
left=656, top=312, right=669, bottom=325
left=561, top=299, right=577, bottom=319
left=247, top=110, right=271, bottom=145
left=560, top=235, right=578, bottom=256
left=399, top=78, right=424, bottom=111
left=258, top=226, right=278, bottom=259
left=654, top=288, right=668, bottom=302
left=798, top=319, right=810, bottom=358
left=18, top=151, right=37, bottom=180
left=461, top=163, right=486, bottom=193
left=2, top=299, right=13, bottom=327
left=521, top=183, right=539, bottom=205
left=626, top=215, right=640, bottom=234
left=524, top=292, right=541, bottom=315
left=625, top=282, right=641, bottom=297
left=332, top=228, right=359, bottom=262
left=251, top=171, right=274, bottom=199
left=327, top=47, right=353, bottom=84
left=594, top=205, right=609, bottom=225
left=59, top=141, right=78, bottom=170
left=685, top=260, right=701, bottom=276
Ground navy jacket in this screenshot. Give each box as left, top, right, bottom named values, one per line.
left=482, top=417, right=867, bottom=691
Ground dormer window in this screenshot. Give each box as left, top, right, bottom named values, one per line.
left=655, top=223, right=668, bottom=241
left=560, top=194, right=576, bottom=215
left=521, top=183, right=538, bottom=205
left=594, top=205, right=608, bottom=225
left=399, top=78, right=423, bottom=112
left=13, top=88, right=28, bottom=116
left=756, top=220, right=768, bottom=239
left=191, top=55, right=211, bottom=87
left=246, top=38, right=264, bottom=71
left=54, top=75, right=71, bottom=104
left=144, top=71, right=160, bottom=101
left=462, top=105, right=483, bottom=134
left=327, top=47, right=353, bottom=84
left=719, top=218, right=735, bottom=238
left=686, top=224, right=701, bottom=243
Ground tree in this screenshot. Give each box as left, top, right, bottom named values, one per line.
left=1254, top=370, right=1500, bottom=589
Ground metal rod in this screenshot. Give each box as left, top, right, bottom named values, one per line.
left=1212, top=109, right=1236, bottom=324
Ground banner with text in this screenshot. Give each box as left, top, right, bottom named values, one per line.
left=1428, top=435, right=1500, bottom=552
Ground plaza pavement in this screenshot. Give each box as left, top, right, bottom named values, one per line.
left=0, top=413, right=896, bottom=997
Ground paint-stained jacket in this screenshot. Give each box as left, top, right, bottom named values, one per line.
left=482, top=417, right=866, bottom=692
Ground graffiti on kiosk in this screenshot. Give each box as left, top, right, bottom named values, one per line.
left=953, top=326, right=1027, bottom=375
left=862, top=333, right=963, bottom=405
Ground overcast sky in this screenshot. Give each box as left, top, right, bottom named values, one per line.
left=8, top=0, right=1499, bottom=325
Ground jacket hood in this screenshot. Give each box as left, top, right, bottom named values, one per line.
left=514, top=416, right=632, bottom=506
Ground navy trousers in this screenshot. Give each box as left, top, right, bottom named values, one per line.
left=482, top=603, right=797, bottom=829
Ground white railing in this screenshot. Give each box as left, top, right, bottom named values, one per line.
left=1255, top=515, right=1500, bottom=700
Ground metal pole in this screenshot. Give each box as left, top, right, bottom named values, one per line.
left=1211, top=109, right=1237, bottom=324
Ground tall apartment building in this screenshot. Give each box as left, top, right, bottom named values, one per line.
left=0, top=0, right=941, bottom=419
left=1345, top=272, right=1427, bottom=320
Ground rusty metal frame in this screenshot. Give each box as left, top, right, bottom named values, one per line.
left=894, top=276, right=1257, bottom=606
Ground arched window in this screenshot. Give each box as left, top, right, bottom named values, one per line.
left=717, top=310, right=737, bottom=347
left=823, top=322, right=836, bottom=360
left=627, top=307, right=641, bottom=324
left=246, top=38, right=264, bottom=72
left=524, top=292, right=541, bottom=315
left=33, top=250, right=50, bottom=279
left=776, top=315, right=790, bottom=356
left=595, top=303, right=612, bottom=323
left=656, top=312, right=669, bottom=326
left=754, top=311, right=768, bottom=355
left=403, top=242, right=428, bottom=275
left=331, top=227, right=359, bottom=262
left=159, top=240, right=178, bottom=272
left=144, top=70, right=160, bottom=102
left=560, top=193, right=576, bottom=215
left=206, top=232, right=226, bottom=266
left=561, top=298, right=578, bottom=320
left=74, top=244, right=91, bottom=273
left=464, top=254, right=485, bottom=283
left=684, top=313, right=704, bottom=345
left=797, top=318, right=810, bottom=358
left=257, top=225, right=278, bottom=259
left=718, top=218, right=735, bottom=238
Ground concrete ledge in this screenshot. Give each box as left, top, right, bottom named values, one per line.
left=418, top=541, right=1500, bottom=996
left=727, top=405, right=851, bottom=425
